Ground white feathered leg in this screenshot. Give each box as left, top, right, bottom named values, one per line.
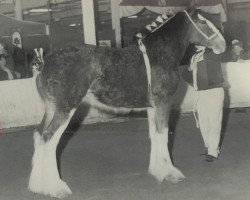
left=28, top=109, right=75, bottom=199
left=147, top=108, right=185, bottom=183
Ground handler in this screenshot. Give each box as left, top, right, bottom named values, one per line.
left=182, top=46, right=225, bottom=162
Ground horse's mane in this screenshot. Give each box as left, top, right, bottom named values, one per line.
left=136, top=11, right=187, bottom=41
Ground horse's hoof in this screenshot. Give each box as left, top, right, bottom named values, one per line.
left=29, top=179, right=72, bottom=199
left=50, top=180, right=72, bottom=199
left=164, top=166, right=185, bottom=183
left=206, top=154, right=217, bottom=162
left=149, top=164, right=185, bottom=183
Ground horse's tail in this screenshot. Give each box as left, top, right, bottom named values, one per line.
left=83, top=91, right=146, bottom=115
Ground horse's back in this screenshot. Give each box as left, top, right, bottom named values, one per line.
left=90, top=45, right=150, bottom=108
left=38, top=44, right=98, bottom=109
left=38, top=44, right=149, bottom=109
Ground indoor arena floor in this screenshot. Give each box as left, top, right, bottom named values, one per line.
left=0, top=109, right=249, bottom=200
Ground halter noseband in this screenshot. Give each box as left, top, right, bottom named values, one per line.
left=183, top=10, right=219, bottom=41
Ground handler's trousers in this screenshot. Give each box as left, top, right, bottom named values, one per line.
left=197, top=87, right=224, bottom=157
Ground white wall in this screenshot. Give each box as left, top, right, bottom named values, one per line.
left=174, top=61, right=250, bottom=112
left=0, top=61, right=250, bottom=129
left=0, top=77, right=44, bottom=129
left=227, top=0, right=250, bottom=3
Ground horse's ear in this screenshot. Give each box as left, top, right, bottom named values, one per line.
left=190, top=0, right=198, bottom=8
left=186, top=0, right=197, bottom=14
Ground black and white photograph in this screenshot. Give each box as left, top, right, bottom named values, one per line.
left=0, top=0, right=249, bottom=199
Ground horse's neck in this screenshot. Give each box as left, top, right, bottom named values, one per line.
left=144, top=15, right=190, bottom=63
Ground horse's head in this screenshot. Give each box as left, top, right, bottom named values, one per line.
left=186, top=9, right=226, bottom=54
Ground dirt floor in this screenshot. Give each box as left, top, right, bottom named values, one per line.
left=0, top=108, right=249, bottom=200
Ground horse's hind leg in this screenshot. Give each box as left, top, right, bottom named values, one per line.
left=37, top=101, right=55, bottom=132
left=147, top=100, right=185, bottom=183
left=28, top=108, right=76, bottom=199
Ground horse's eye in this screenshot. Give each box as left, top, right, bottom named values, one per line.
left=201, top=20, right=206, bottom=24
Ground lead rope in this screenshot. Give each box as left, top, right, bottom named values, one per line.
left=138, top=39, right=152, bottom=95
left=190, top=56, right=200, bottom=128
left=193, top=92, right=200, bottom=128
left=189, top=47, right=205, bottom=128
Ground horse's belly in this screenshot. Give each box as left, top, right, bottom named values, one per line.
left=90, top=75, right=150, bottom=108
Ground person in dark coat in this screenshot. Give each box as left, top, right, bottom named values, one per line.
left=182, top=46, right=224, bottom=162
left=230, top=39, right=248, bottom=62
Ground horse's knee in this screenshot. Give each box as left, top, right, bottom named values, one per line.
left=41, top=109, right=75, bottom=142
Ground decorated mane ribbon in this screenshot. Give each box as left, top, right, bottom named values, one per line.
left=136, top=11, right=175, bottom=40
left=137, top=11, right=175, bottom=96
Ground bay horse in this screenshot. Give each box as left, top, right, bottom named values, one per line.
left=28, top=9, right=226, bottom=198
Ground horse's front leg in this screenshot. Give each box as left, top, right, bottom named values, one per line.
left=29, top=108, right=76, bottom=199
left=147, top=102, right=185, bottom=183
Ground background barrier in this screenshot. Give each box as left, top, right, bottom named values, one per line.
left=174, top=61, right=250, bottom=112
left=0, top=61, right=249, bottom=129
left=0, top=77, right=44, bottom=129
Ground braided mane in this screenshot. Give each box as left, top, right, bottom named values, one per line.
left=135, top=11, right=176, bottom=40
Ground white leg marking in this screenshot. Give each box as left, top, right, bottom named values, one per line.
left=29, top=109, right=75, bottom=199
left=147, top=108, right=185, bottom=183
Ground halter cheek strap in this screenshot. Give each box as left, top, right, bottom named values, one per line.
left=183, top=10, right=219, bottom=41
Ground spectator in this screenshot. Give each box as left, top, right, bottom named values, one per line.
left=230, top=39, right=248, bottom=62
left=0, top=42, right=15, bottom=71
left=0, top=54, right=20, bottom=81
left=13, top=45, right=27, bottom=78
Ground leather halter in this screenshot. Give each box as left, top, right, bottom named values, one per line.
left=183, top=10, right=219, bottom=41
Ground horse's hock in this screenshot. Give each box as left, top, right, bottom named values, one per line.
left=0, top=61, right=250, bottom=130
